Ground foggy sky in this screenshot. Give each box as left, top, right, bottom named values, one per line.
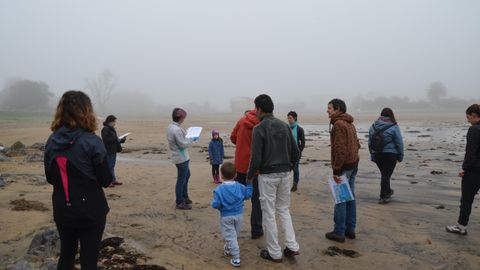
left=0, top=0, right=479, bottom=109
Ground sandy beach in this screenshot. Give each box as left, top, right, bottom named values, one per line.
left=1, top=114, right=479, bottom=270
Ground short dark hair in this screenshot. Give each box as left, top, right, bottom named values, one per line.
left=287, top=111, right=298, bottom=121
left=328, top=98, right=347, bottom=113
left=254, top=94, right=274, bottom=114
left=172, top=108, right=187, bottom=122
left=105, top=115, right=117, bottom=124
left=466, top=104, right=480, bottom=117
left=380, top=108, right=396, bottom=123
left=221, top=162, right=236, bottom=180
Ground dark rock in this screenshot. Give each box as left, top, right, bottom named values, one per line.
left=430, top=170, right=444, bottom=175
left=30, top=143, right=46, bottom=151
left=7, top=260, right=35, bottom=270
left=417, top=135, right=431, bottom=138
left=0, top=177, right=5, bottom=187
left=323, top=246, right=360, bottom=258
left=26, top=153, right=44, bottom=163
left=406, top=148, right=418, bottom=151
left=134, top=265, right=167, bottom=270
left=406, top=130, right=421, bottom=133
left=39, top=259, right=57, bottom=270
left=6, top=141, right=27, bottom=157
left=435, top=205, right=445, bottom=209
left=0, top=152, right=11, bottom=161
left=410, top=181, right=418, bottom=184
left=27, top=228, right=60, bottom=258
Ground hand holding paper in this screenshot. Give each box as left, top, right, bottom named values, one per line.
left=118, top=132, right=131, bottom=140
left=328, top=175, right=355, bottom=204
left=186, top=127, right=202, bottom=141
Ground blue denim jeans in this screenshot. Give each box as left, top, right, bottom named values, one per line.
left=175, top=160, right=190, bottom=205
left=293, top=163, right=300, bottom=184
left=105, top=153, right=117, bottom=181
left=333, top=166, right=358, bottom=235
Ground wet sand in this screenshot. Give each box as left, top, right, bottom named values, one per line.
left=1, top=115, right=479, bottom=269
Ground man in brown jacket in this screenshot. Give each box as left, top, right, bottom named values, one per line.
left=326, top=98, right=360, bottom=243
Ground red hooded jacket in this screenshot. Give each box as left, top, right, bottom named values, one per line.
left=230, top=110, right=260, bottom=174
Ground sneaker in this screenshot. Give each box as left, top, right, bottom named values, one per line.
left=325, top=231, right=345, bottom=243
left=184, top=198, right=192, bottom=204
left=283, top=247, right=299, bottom=258
left=386, top=189, right=394, bottom=199
left=291, top=183, right=298, bottom=192
left=230, top=258, right=241, bottom=267
left=446, top=224, right=467, bottom=235
left=260, top=249, right=282, bottom=262
left=345, top=231, right=356, bottom=239
left=176, top=202, right=192, bottom=210
left=378, top=198, right=390, bottom=204
left=223, top=244, right=231, bottom=256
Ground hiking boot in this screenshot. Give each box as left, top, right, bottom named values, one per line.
left=386, top=189, right=394, bottom=199
left=283, top=247, right=299, bottom=258
left=230, top=258, right=241, bottom=267
left=176, top=202, right=192, bottom=210
left=446, top=224, right=467, bottom=235
left=291, top=183, right=297, bottom=192
left=260, top=249, right=282, bottom=262
left=345, top=231, right=356, bottom=239
left=325, top=231, right=345, bottom=243
left=378, top=198, right=390, bottom=204
left=184, top=197, right=193, bottom=204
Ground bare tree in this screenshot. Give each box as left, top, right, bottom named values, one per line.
left=426, top=81, right=447, bottom=104
left=85, top=69, right=116, bottom=114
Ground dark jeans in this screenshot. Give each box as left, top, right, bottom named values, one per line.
left=175, top=160, right=190, bottom=205
left=236, top=172, right=263, bottom=236
left=293, top=163, right=300, bottom=184
left=105, top=153, right=117, bottom=181
left=374, top=153, right=398, bottom=199
left=56, top=218, right=106, bottom=270
left=211, top=164, right=220, bottom=177
left=458, top=170, right=480, bottom=226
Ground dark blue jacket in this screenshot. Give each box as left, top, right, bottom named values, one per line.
left=208, top=139, right=224, bottom=165
left=368, top=117, right=404, bottom=162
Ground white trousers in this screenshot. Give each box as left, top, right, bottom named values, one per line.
left=258, top=172, right=299, bottom=259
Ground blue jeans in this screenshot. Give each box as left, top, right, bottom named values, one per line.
left=333, top=167, right=358, bottom=235
left=175, top=160, right=190, bottom=205
left=105, top=153, right=117, bottom=181
left=293, top=163, right=300, bottom=184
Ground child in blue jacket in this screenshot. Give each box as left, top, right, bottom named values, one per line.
left=211, top=162, right=252, bottom=267
left=208, top=129, right=224, bottom=184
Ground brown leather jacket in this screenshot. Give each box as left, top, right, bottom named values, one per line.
left=330, top=113, right=360, bottom=175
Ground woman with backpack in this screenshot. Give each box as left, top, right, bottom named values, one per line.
left=44, top=91, right=113, bottom=269
left=368, top=108, right=404, bottom=204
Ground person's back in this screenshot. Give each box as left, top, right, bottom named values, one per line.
left=368, top=117, right=403, bottom=160
left=212, top=180, right=252, bottom=216
left=330, top=112, right=360, bottom=175
left=230, top=110, right=259, bottom=174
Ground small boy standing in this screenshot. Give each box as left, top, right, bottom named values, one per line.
left=211, top=162, right=253, bottom=267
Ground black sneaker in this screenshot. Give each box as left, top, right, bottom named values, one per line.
left=260, top=249, right=282, bottom=263
left=184, top=197, right=193, bottom=204
left=291, top=183, right=298, bottom=192
left=325, top=231, right=345, bottom=243
left=386, top=189, right=394, bottom=199
left=283, top=247, right=299, bottom=258
left=345, top=231, right=356, bottom=239
left=176, top=202, right=192, bottom=210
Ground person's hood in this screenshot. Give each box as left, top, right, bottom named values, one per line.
left=243, top=109, right=260, bottom=129
left=330, top=113, right=354, bottom=124
left=373, top=116, right=395, bottom=129
left=221, top=183, right=245, bottom=205
left=50, top=126, right=84, bottom=151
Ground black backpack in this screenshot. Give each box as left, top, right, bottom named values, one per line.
left=369, top=124, right=396, bottom=153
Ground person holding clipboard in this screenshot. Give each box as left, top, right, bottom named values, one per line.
left=101, top=115, right=127, bottom=187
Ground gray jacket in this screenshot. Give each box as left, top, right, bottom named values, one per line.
left=247, top=114, right=300, bottom=179
left=167, top=122, right=193, bottom=164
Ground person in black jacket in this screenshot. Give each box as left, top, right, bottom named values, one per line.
left=287, top=111, right=305, bottom=192
left=101, top=115, right=126, bottom=186
left=44, top=90, right=113, bottom=270
left=446, top=104, right=480, bottom=235
left=247, top=94, right=300, bottom=262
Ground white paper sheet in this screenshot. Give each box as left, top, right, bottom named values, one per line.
left=328, top=175, right=355, bottom=204
left=186, top=127, right=202, bottom=139
left=118, top=132, right=131, bottom=140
